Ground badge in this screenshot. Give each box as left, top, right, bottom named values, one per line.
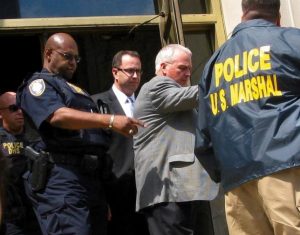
left=29, top=79, right=46, bottom=96
left=67, top=82, right=86, bottom=95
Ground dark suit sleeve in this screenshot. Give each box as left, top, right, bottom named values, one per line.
left=195, top=84, right=221, bottom=183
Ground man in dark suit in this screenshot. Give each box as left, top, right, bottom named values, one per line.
left=92, top=50, right=149, bottom=235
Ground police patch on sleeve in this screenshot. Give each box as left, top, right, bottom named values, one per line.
left=29, top=79, right=46, bottom=96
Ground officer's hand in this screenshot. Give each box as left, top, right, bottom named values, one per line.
left=111, top=115, right=145, bottom=137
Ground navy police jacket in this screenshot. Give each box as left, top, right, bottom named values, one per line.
left=17, top=70, right=109, bottom=155
left=0, top=127, right=27, bottom=182
left=0, top=127, right=29, bottom=220
left=195, top=19, right=300, bottom=192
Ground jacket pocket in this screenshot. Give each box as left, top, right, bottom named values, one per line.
left=168, top=153, right=195, bottom=164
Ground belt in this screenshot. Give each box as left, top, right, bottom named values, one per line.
left=50, top=153, right=83, bottom=166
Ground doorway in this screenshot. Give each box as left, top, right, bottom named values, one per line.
left=0, top=27, right=161, bottom=96
left=0, top=35, right=42, bottom=94
left=73, top=26, right=161, bottom=95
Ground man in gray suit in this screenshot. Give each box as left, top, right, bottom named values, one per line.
left=92, top=50, right=149, bottom=235
left=133, top=44, right=219, bottom=235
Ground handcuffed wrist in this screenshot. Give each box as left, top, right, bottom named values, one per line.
left=108, top=115, right=115, bottom=129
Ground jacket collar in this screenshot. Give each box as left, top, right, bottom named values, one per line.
left=232, top=19, right=277, bottom=37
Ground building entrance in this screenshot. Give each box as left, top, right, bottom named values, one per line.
left=0, top=27, right=161, bottom=95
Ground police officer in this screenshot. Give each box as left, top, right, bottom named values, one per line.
left=0, top=92, right=41, bottom=235
left=0, top=148, right=6, bottom=234
left=0, top=148, right=4, bottom=224
left=17, top=33, right=144, bottom=235
left=195, top=0, right=300, bottom=234
left=0, top=141, right=6, bottom=232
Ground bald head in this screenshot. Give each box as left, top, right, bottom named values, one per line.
left=0, top=92, right=24, bottom=135
left=45, top=33, right=77, bottom=52
left=0, top=92, right=16, bottom=107
left=242, top=0, right=280, bottom=24
left=44, top=33, right=79, bottom=80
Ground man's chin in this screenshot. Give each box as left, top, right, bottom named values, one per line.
left=15, top=119, right=24, bottom=126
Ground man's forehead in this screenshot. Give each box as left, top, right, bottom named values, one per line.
left=0, top=92, right=16, bottom=105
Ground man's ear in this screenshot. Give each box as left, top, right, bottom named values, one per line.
left=276, top=13, right=281, bottom=26
left=241, top=9, right=248, bottom=22
left=45, top=48, right=52, bottom=61
left=161, top=63, right=167, bottom=75
left=112, top=68, right=118, bottom=76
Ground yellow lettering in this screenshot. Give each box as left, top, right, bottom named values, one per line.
left=214, top=46, right=272, bottom=89
left=257, top=75, right=267, bottom=98
left=272, top=74, right=282, bottom=96
left=2, top=142, right=23, bottom=155
left=243, top=51, right=248, bottom=76
left=230, top=83, right=239, bottom=106
left=266, top=75, right=275, bottom=96
left=224, top=58, right=234, bottom=83
left=238, top=82, right=246, bottom=103
left=251, top=77, right=259, bottom=100
left=210, top=93, right=218, bottom=115
left=244, top=79, right=253, bottom=102
left=214, top=63, right=223, bottom=88
left=248, top=48, right=259, bottom=73
left=260, top=46, right=271, bottom=71
left=215, top=73, right=282, bottom=115
left=219, top=89, right=227, bottom=111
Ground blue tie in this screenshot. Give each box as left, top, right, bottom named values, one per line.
left=126, top=97, right=134, bottom=117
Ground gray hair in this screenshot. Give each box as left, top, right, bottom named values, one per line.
left=155, top=44, right=192, bottom=74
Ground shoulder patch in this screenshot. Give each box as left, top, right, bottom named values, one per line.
left=67, top=82, right=87, bottom=95
left=29, top=79, right=46, bottom=96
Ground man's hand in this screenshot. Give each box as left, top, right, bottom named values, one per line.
left=111, top=115, right=145, bottom=137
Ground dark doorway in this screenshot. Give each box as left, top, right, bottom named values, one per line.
left=0, top=35, right=42, bottom=94
left=0, top=27, right=161, bottom=95
left=73, top=26, right=161, bottom=95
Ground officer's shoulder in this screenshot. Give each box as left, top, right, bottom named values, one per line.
left=26, top=72, right=51, bottom=84
left=0, top=127, right=6, bottom=133
left=0, top=127, right=8, bottom=137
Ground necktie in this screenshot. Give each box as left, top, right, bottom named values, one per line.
left=126, top=97, right=134, bottom=117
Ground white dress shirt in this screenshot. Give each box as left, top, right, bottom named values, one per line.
left=112, top=85, right=135, bottom=117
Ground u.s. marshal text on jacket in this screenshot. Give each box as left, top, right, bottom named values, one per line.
left=195, top=19, right=300, bottom=192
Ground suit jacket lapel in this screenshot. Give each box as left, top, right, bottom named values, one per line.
left=107, top=89, right=126, bottom=115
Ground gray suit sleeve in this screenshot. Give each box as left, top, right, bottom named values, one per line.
left=150, top=77, right=198, bottom=113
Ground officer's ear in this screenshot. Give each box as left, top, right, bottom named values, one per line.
left=45, top=48, right=52, bottom=62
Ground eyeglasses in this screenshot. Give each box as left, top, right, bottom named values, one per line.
left=0, top=104, right=20, bottom=113
left=116, top=67, right=142, bottom=77
left=53, top=50, right=81, bottom=63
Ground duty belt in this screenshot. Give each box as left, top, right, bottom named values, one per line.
left=50, top=153, right=102, bottom=172
left=50, top=153, right=83, bottom=166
